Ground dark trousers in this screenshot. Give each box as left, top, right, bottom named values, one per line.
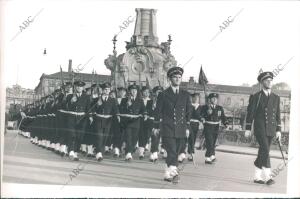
left=56, top=112, right=67, bottom=145
left=204, top=124, right=219, bottom=157
left=125, top=127, right=139, bottom=154
left=150, top=133, right=161, bottom=153
left=113, top=128, right=124, bottom=150
left=254, top=134, right=273, bottom=169
left=162, top=137, right=186, bottom=167
left=188, top=122, right=198, bottom=154
left=49, top=116, right=56, bottom=143
left=95, top=128, right=110, bottom=153
left=67, top=117, right=87, bottom=152
left=138, top=120, right=152, bottom=147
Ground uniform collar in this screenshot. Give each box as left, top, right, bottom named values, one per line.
left=102, top=95, right=109, bottom=100
left=210, top=104, right=216, bottom=109
left=171, top=86, right=180, bottom=94
left=192, top=103, right=200, bottom=109
left=262, top=89, right=271, bottom=96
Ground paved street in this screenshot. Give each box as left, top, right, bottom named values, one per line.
left=3, top=130, right=287, bottom=194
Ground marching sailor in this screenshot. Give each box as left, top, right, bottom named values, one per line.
left=112, top=87, right=127, bottom=157
left=200, top=93, right=227, bottom=164
left=187, top=93, right=202, bottom=161
left=138, top=86, right=153, bottom=159
left=149, top=85, right=163, bottom=162
left=92, top=82, right=119, bottom=161
left=65, top=80, right=90, bottom=161
left=85, top=83, right=101, bottom=157
left=119, top=84, right=147, bottom=161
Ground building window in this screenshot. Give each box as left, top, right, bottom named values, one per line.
left=240, top=98, right=244, bottom=106
left=225, top=97, right=231, bottom=106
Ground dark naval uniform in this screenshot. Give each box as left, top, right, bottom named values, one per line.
left=112, top=95, right=126, bottom=154
left=93, top=94, right=119, bottom=159
left=65, top=89, right=90, bottom=154
left=154, top=86, right=192, bottom=167
left=138, top=97, right=153, bottom=152
left=188, top=102, right=202, bottom=155
left=200, top=93, right=227, bottom=162
left=119, top=85, right=146, bottom=158
left=246, top=90, right=281, bottom=169
left=149, top=86, right=164, bottom=161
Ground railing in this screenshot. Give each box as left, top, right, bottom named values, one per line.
left=217, top=130, right=289, bottom=150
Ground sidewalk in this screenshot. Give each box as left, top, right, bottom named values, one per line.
left=215, top=144, right=288, bottom=160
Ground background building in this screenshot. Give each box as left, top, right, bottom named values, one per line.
left=34, top=59, right=111, bottom=97
left=181, top=77, right=291, bottom=132
left=6, top=84, right=35, bottom=112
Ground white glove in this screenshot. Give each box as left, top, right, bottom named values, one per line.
left=117, top=116, right=121, bottom=123
left=186, top=129, right=190, bottom=138
left=244, top=130, right=252, bottom=138
left=198, top=123, right=203, bottom=130
left=20, top=112, right=26, bottom=118
left=144, top=115, right=149, bottom=121
left=152, top=128, right=160, bottom=136
left=276, top=131, right=281, bottom=141
left=89, top=117, right=93, bottom=124
left=71, top=96, right=77, bottom=103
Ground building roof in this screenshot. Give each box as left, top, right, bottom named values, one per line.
left=35, top=71, right=112, bottom=91
left=44, top=71, right=111, bottom=82
left=181, top=82, right=291, bottom=97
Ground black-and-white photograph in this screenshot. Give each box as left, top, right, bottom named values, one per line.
left=1, top=1, right=300, bottom=198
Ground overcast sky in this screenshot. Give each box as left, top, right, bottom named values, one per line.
left=2, top=0, right=300, bottom=89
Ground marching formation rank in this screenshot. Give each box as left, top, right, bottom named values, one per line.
left=17, top=70, right=282, bottom=186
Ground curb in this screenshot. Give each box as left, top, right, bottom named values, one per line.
left=215, top=148, right=287, bottom=160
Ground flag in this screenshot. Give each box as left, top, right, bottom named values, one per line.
left=259, top=68, right=263, bottom=74
left=146, top=76, right=151, bottom=90
left=60, top=65, right=64, bottom=86
left=198, top=65, right=208, bottom=85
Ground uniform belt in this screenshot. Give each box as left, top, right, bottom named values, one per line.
left=58, top=110, right=68, bottom=114
left=95, top=114, right=112, bottom=118
left=190, top=119, right=200, bottom=123
left=48, top=113, right=56, bottom=117
left=118, top=114, right=142, bottom=118
left=63, top=111, right=85, bottom=116
left=205, top=121, right=220, bottom=125
left=148, top=117, right=154, bottom=120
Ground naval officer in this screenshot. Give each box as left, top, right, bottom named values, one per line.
left=153, top=66, right=192, bottom=182
left=245, top=71, right=281, bottom=185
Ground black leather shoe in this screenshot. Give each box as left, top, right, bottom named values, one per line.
left=139, top=156, right=144, bottom=160
left=211, top=158, right=216, bottom=162
left=254, top=179, right=265, bottom=184
left=266, top=179, right=275, bottom=185
left=74, top=157, right=79, bottom=161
